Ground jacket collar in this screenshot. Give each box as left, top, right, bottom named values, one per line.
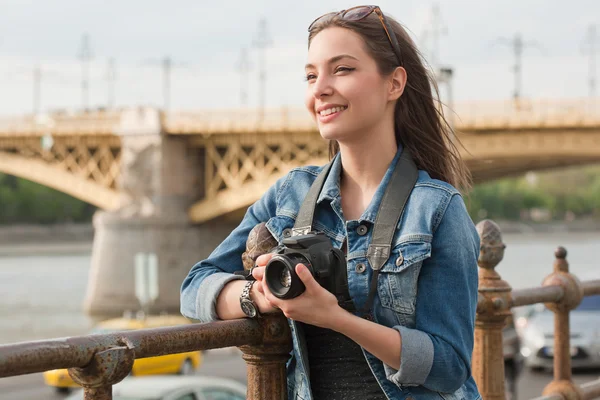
left=316, top=143, right=404, bottom=224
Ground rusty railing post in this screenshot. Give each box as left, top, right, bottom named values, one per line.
left=473, top=219, right=511, bottom=400
left=239, top=313, right=292, bottom=400
left=67, top=339, right=135, bottom=400
left=541, top=247, right=584, bottom=400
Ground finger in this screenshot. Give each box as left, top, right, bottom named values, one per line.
left=263, top=285, right=284, bottom=310
left=255, top=253, right=274, bottom=267
left=261, top=276, right=273, bottom=297
left=252, top=266, right=265, bottom=281
left=295, top=263, right=320, bottom=292
left=256, top=280, right=265, bottom=294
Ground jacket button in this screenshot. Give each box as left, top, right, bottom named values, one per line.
left=282, top=228, right=292, bottom=238
left=395, top=253, right=404, bottom=266
left=355, top=263, right=366, bottom=274
left=356, top=224, right=368, bottom=236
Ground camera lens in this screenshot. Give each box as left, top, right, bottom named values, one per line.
left=265, top=254, right=310, bottom=299
left=280, top=269, right=292, bottom=288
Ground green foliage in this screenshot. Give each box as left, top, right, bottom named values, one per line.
left=1, top=164, right=600, bottom=225
left=0, top=174, right=96, bottom=224
left=467, top=165, right=600, bottom=222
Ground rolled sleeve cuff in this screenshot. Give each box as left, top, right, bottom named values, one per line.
left=196, top=272, right=244, bottom=322
left=384, top=325, right=434, bottom=387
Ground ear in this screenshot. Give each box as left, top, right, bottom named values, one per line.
left=388, top=66, right=407, bottom=101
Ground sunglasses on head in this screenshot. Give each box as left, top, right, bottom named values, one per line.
left=308, top=5, right=403, bottom=66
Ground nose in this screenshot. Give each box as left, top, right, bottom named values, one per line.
left=312, top=75, right=334, bottom=98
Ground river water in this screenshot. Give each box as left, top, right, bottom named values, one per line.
left=0, top=232, right=599, bottom=345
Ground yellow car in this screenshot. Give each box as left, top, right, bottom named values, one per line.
left=43, top=314, right=202, bottom=393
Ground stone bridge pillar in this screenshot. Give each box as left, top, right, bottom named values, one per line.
left=83, top=108, right=238, bottom=319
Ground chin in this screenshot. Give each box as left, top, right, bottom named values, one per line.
left=317, top=123, right=346, bottom=142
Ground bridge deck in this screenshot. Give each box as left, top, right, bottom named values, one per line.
left=0, top=99, right=598, bottom=136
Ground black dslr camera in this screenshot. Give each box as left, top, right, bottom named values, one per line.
left=264, top=232, right=352, bottom=307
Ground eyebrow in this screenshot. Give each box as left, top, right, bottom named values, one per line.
left=305, top=54, right=359, bottom=69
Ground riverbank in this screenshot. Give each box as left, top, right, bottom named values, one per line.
left=0, top=219, right=599, bottom=257
left=0, top=224, right=93, bottom=256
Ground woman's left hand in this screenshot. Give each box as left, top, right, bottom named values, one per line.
left=252, top=258, right=346, bottom=329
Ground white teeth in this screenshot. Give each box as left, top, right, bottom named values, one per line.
left=319, top=106, right=347, bottom=116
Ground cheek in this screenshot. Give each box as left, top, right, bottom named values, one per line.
left=304, top=90, right=316, bottom=117
left=345, top=77, right=385, bottom=113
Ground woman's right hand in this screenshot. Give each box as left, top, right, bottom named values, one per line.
left=250, top=253, right=280, bottom=314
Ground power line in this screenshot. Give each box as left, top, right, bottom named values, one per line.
left=10, top=64, right=70, bottom=115
left=421, top=4, right=447, bottom=69
left=235, top=48, right=252, bottom=107
left=162, top=57, right=172, bottom=111
left=33, top=64, right=41, bottom=115
left=582, top=24, right=598, bottom=98
left=491, top=33, right=545, bottom=103
left=252, top=18, right=273, bottom=123
left=106, top=57, right=117, bottom=109
left=141, top=56, right=194, bottom=111
left=78, top=33, right=93, bottom=110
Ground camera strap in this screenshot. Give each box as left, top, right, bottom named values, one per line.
left=292, top=147, right=418, bottom=315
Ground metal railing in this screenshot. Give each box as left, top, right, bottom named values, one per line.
left=1, top=218, right=600, bottom=399
left=0, top=316, right=292, bottom=400
left=474, top=219, right=600, bottom=400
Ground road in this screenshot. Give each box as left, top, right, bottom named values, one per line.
left=1, top=349, right=599, bottom=400
left=0, top=349, right=247, bottom=400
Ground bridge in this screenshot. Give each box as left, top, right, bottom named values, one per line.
left=1, top=97, right=599, bottom=317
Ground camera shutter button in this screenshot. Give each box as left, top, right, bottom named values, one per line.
left=355, top=263, right=367, bottom=274
left=356, top=224, right=368, bottom=236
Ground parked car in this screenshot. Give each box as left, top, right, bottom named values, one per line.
left=520, top=294, right=600, bottom=371
left=65, top=375, right=246, bottom=400
left=43, top=314, right=202, bottom=394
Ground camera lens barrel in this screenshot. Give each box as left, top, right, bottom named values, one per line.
left=265, top=254, right=311, bottom=299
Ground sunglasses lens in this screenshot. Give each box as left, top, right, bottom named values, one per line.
left=343, top=6, right=374, bottom=21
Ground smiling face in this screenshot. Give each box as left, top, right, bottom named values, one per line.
left=305, top=27, right=395, bottom=144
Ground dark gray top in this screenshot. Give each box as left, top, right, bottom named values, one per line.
left=300, top=322, right=387, bottom=400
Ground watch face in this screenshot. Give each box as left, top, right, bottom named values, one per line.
left=241, top=300, right=257, bottom=318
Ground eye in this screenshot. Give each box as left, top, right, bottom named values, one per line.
left=335, top=66, right=355, bottom=74
left=304, top=73, right=317, bottom=82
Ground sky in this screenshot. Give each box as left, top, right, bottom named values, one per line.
left=0, top=0, right=598, bottom=116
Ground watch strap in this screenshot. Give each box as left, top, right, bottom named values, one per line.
left=240, top=281, right=260, bottom=318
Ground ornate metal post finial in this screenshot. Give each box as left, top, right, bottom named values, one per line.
left=473, top=219, right=511, bottom=400
left=541, top=247, right=584, bottom=400
left=239, top=222, right=291, bottom=399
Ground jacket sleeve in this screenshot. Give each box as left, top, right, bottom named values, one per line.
left=180, top=174, right=290, bottom=323
left=384, top=193, right=480, bottom=393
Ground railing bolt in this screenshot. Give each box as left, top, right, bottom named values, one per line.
left=68, top=339, right=135, bottom=400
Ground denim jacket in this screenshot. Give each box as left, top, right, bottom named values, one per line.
left=181, top=145, right=482, bottom=400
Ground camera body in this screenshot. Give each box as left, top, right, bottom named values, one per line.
left=264, top=232, right=352, bottom=307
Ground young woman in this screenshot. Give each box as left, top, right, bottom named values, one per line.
left=181, top=5, right=481, bottom=400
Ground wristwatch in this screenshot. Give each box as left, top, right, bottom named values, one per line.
left=240, top=280, right=260, bottom=318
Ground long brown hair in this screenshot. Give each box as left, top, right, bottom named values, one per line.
left=308, top=11, right=472, bottom=192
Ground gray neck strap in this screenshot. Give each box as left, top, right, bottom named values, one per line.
left=292, top=148, right=419, bottom=313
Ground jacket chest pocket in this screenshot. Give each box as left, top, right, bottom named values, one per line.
left=377, top=239, right=431, bottom=316
left=265, top=214, right=344, bottom=246
left=265, top=215, right=296, bottom=244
